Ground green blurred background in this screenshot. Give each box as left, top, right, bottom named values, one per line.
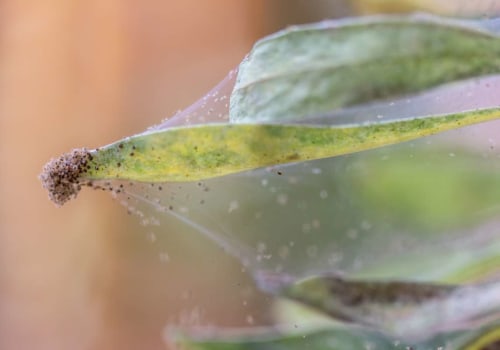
left=1, top=1, right=500, bottom=349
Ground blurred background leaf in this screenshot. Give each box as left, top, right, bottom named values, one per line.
left=352, top=0, right=500, bottom=16
left=174, top=322, right=500, bottom=350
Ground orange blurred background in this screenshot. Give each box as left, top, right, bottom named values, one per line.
left=1, top=1, right=498, bottom=349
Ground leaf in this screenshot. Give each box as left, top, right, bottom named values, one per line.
left=173, top=323, right=500, bottom=350
left=352, top=0, right=500, bottom=18
left=173, top=326, right=402, bottom=350
left=351, top=147, right=500, bottom=233
left=41, top=107, right=500, bottom=205
left=351, top=0, right=470, bottom=16
left=230, top=14, right=500, bottom=122
left=255, top=271, right=500, bottom=341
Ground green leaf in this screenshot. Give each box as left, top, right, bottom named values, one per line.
left=40, top=107, right=500, bottom=205
left=230, top=14, right=500, bottom=122
left=174, top=326, right=401, bottom=350
left=174, top=323, right=500, bottom=350
left=255, top=272, right=500, bottom=341
left=75, top=109, right=500, bottom=183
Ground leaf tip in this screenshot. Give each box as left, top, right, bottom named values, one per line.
left=39, top=148, right=93, bottom=206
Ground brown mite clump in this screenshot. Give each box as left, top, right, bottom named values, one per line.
left=39, top=148, right=93, bottom=206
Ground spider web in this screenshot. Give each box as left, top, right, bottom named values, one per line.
left=103, top=65, right=500, bottom=279
left=101, top=17, right=500, bottom=338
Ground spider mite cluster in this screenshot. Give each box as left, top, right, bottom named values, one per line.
left=39, top=148, right=95, bottom=206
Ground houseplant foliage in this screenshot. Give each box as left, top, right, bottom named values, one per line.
left=42, top=14, right=500, bottom=349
